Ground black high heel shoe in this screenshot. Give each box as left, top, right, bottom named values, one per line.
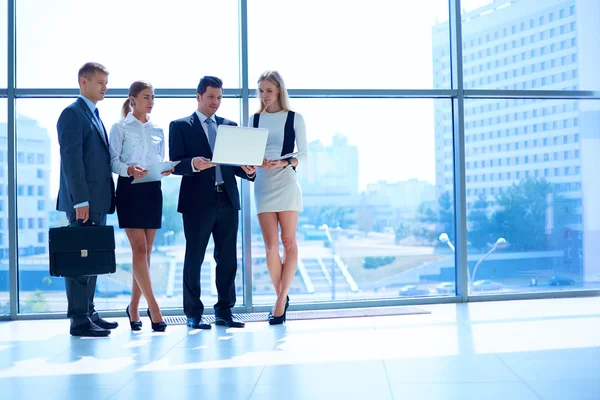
left=268, top=296, right=289, bottom=318
left=126, top=305, right=142, bottom=331
left=268, top=296, right=290, bottom=325
left=268, top=313, right=285, bottom=325
left=147, top=309, right=167, bottom=332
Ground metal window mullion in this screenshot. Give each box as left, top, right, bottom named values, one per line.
left=7, top=0, right=18, bottom=318
left=13, top=88, right=245, bottom=98
left=464, top=89, right=600, bottom=99
left=238, top=0, right=253, bottom=312
left=449, top=0, right=469, bottom=302
left=12, top=88, right=600, bottom=100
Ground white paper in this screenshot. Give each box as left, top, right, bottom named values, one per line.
left=268, top=151, right=302, bottom=161
left=131, top=161, right=181, bottom=184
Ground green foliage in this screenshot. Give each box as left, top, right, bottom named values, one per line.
left=468, top=193, right=493, bottom=250
left=21, top=290, right=50, bottom=313
left=395, top=223, right=410, bottom=243
left=363, top=256, right=396, bottom=269
left=415, top=191, right=454, bottom=244
left=414, top=179, right=571, bottom=252
left=491, top=178, right=552, bottom=251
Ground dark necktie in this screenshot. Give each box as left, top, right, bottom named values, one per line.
left=206, top=118, right=223, bottom=184
left=94, top=108, right=108, bottom=144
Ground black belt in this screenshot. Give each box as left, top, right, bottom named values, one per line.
left=215, top=183, right=225, bottom=193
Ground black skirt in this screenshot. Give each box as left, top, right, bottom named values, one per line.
left=116, top=176, right=163, bottom=229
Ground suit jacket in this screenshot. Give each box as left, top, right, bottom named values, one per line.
left=169, top=112, right=255, bottom=213
left=56, top=97, right=116, bottom=215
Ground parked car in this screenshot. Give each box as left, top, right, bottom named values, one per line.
left=398, top=285, right=429, bottom=297
left=435, top=282, right=456, bottom=294
left=549, top=276, right=575, bottom=286
left=471, top=280, right=503, bottom=292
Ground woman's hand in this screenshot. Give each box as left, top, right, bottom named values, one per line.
left=161, top=168, right=175, bottom=177
left=127, top=165, right=148, bottom=180
left=261, top=158, right=286, bottom=169
left=267, top=160, right=286, bottom=169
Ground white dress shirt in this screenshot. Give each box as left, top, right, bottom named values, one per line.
left=109, top=113, right=165, bottom=177
left=191, top=110, right=217, bottom=175
left=191, top=110, right=255, bottom=180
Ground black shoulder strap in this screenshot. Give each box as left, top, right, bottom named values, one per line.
left=253, top=113, right=260, bottom=128
left=282, top=111, right=295, bottom=157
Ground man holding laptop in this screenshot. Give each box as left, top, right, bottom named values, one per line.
left=169, top=76, right=258, bottom=329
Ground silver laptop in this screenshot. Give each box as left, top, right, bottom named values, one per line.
left=211, top=125, right=269, bottom=166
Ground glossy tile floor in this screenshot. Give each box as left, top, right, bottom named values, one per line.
left=0, top=297, right=599, bottom=400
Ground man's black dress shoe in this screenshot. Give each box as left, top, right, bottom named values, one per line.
left=187, top=317, right=211, bottom=330
left=70, top=321, right=111, bottom=337
left=92, top=317, right=118, bottom=330
left=215, top=315, right=245, bottom=328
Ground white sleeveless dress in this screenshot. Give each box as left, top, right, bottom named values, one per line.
left=249, top=111, right=307, bottom=214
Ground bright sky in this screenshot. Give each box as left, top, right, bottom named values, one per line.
left=0, top=0, right=498, bottom=198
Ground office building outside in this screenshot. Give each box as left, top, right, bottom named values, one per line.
left=0, top=118, right=51, bottom=259
left=432, top=0, right=600, bottom=283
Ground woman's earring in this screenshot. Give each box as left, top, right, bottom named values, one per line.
left=131, top=102, right=135, bottom=106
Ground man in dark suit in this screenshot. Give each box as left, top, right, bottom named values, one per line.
left=56, top=62, right=118, bottom=337
left=170, top=76, right=257, bottom=329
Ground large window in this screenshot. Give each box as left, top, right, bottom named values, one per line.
left=250, top=99, right=456, bottom=304
left=248, top=0, right=450, bottom=89
left=16, top=98, right=243, bottom=313
left=460, top=0, right=599, bottom=91
left=2, top=0, right=598, bottom=317
left=16, top=0, right=240, bottom=88
left=463, top=99, right=600, bottom=295
left=0, top=99, right=8, bottom=315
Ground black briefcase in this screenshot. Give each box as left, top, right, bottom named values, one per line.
left=48, top=221, right=116, bottom=277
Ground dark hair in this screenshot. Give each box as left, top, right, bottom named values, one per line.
left=78, top=62, right=109, bottom=83
left=196, top=76, right=223, bottom=95
left=122, top=81, right=153, bottom=118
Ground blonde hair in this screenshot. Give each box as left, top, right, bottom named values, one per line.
left=122, top=80, right=153, bottom=118
left=256, top=70, right=292, bottom=113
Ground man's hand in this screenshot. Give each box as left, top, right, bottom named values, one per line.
left=241, top=165, right=257, bottom=176
left=193, top=157, right=216, bottom=171
left=76, top=205, right=90, bottom=223
left=161, top=168, right=175, bottom=176
left=127, top=165, right=148, bottom=180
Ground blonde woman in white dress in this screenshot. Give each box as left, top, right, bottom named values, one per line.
left=250, top=70, right=307, bottom=325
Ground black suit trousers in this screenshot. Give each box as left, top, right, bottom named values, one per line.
left=182, top=191, right=239, bottom=319
left=64, top=211, right=107, bottom=327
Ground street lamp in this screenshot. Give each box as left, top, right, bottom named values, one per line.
left=471, top=238, right=507, bottom=288
left=438, top=232, right=455, bottom=252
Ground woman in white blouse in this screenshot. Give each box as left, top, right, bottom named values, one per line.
left=109, top=81, right=169, bottom=332
left=250, top=70, right=307, bottom=324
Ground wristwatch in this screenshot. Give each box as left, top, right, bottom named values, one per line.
left=286, top=158, right=292, bottom=167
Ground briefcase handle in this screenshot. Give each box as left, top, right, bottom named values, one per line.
left=69, top=219, right=96, bottom=228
